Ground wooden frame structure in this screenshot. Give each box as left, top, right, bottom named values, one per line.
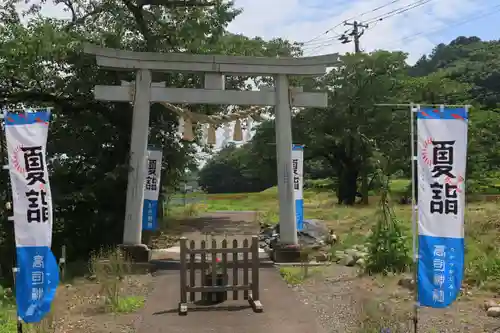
left=178, top=236, right=263, bottom=315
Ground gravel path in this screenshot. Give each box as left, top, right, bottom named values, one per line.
left=292, top=265, right=361, bottom=333
left=288, top=264, right=500, bottom=333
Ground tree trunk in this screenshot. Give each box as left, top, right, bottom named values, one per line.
left=338, top=166, right=359, bottom=205
left=361, top=172, right=369, bottom=205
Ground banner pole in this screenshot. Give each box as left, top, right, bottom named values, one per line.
left=1, top=111, right=23, bottom=333
left=12, top=268, right=23, bottom=333
left=411, top=103, right=419, bottom=333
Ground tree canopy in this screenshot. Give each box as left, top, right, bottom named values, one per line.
left=200, top=37, right=500, bottom=205
left=0, top=0, right=301, bottom=270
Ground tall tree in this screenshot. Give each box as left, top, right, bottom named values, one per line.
left=0, top=0, right=302, bottom=272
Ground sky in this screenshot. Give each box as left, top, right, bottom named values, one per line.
left=16, top=0, right=500, bottom=160
left=23, top=0, right=500, bottom=64
left=226, top=0, right=499, bottom=63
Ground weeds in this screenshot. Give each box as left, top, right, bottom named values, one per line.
left=365, top=177, right=411, bottom=275
left=88, top=247, right=139, bottom=313
left=356, top=298, right=411, bottom=333
left=279, top=266, right=322, bottom=285
left=113, top=296, right=145, bottom=313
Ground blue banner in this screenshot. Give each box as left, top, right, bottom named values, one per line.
left=416, top=106, right=468, bottom=308
left=292, top=144, right=304, bottom=231
left=142, top=148, right=162, bottom=231
left=15, top=247, right=59, bottom=322
left=4, top=110, right=60, bottom=322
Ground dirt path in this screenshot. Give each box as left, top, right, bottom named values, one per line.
left=135, top=269, right=326, bottom=333
left=146, top=211, right=500, bottom=333
left=293, top=265, right=500, bottom=333
left=137, top=211, right=326, bottom=333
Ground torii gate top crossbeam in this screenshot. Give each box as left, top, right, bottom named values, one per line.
left=83, top=44, right=340, bottom=76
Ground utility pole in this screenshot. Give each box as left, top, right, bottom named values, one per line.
left=342, top=21, right=368, bottom=53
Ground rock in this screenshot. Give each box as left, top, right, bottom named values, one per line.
left=487, top=307, right=500, bottom=317
left=333, top=250, right=348, bottom=262
left=344, top=249, right=366, bottom=260
left=355, top=258, right=365, bottom=267
left=398, top=276, right=415, bottom=291
left=339, top=255, right=357, bottom=267
left=484, top=300, right=499, bottom=311
left=315, top=252, right=329, bottom=262
left=353, top=244, right=368, bottom=252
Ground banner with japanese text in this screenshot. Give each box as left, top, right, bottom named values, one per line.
left=417, top=107, right=468, bottom=308
left=292, top=144, right=304, bottom=231
left=142, top=147, right=162, bottom=231
left=4, top=111, right=59, bottom=323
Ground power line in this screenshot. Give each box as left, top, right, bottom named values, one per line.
left=302, top=0, right=436, bottom=55
left=303, top=0, right=494, bottom=56
left=300, top=0, right=405, bottom=45
left=364, top=0, right=433, bottom=25
left=386, top=4, right=500, bottom=48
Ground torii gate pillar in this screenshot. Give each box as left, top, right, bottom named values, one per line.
left=123, top=69, right=152, bottom=248
left=274, top=74, right=297, bottom=245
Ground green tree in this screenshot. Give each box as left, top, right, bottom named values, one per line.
left=0, top=0, right=301, bottom=276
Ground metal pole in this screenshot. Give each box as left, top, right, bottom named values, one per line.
left=12, top=267, right=23, bottom=333
left=411, top=103, right=419, bottom=333
left=0, top=110, right=21, bottom=332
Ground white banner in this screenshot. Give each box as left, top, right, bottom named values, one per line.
left=292, top=144, right=304, bottom=231
left=6, top=112, right=53, bottom=246
left=4, top=110, right=59, bottom=323
left=417, top=106, right=468, bottom=308
left=142, top=148, right=162, bottom=230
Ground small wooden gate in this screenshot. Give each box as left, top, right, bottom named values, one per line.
left=178, top=236, right=263, bottom=315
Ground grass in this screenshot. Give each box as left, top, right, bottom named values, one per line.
left=279, top=266, right=323, bottom=285
left=0, top=246, right=149, bottom=333
left=113, top=295, right=145, bottom=313
left=356, top=298, right=411, bottom=333
left=166, top=181, right=500, bottom=291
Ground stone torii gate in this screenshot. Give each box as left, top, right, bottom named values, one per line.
left=83, top=44, right=338, bottom=260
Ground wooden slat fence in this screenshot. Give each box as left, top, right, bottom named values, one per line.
left=178, top=235, right=263, bottom=315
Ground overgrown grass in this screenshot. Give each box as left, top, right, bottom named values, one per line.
left=89, top=247, right=145, bottom=313
left=0, top=285, right=58, bottom=333
left=178, top=182, right=500, bottom=291
left=356, top=298, right=411, bottom=333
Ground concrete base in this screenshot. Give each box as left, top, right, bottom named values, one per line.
left=272, top=244, right=302, bottom=263
left=119, top=244, right=151, bottom=263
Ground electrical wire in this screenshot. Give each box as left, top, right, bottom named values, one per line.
left=364, top=0, right=433, bottom=25
left=304, top=0, right=435, bottom=55
left=385, top=4, right=500, bottom=48
left=304, top=1, right=497, bottom=56
left=300, top=0, right=405, bottom=45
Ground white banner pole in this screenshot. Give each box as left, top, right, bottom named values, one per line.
left=411, top=103, right=419, bottom=333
